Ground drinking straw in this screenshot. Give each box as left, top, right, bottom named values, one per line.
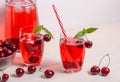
left=52, top=4, right=67, bottom=39
left=52, top=4, right=80, bottom=70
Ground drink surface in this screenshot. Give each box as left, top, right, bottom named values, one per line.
left=60, top=37, right=85, bottom=72
left=5, top=0, right=39, bottom=39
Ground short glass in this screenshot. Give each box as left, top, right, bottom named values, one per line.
left=60, top=33, right=86, bottom=72
left=19, top=25, right=44, bottom=66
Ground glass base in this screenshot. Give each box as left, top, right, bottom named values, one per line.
left=64, top=68, right=82, bottom=73
left=23, top=62, right=40, bottom=66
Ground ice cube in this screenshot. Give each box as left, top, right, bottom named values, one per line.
left=30, top=5, right=35, bottom=10
left=25, top=6, right=31, bottom=13
left=14, top=5, right=23, bottom=13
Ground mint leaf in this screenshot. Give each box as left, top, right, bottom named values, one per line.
left=86, top=27, right=98, bottom=34
left=34, top=25, right=42, bottom=34
left=74, top=30, right=84, bottom=38
left=34, top=25, right=54, bottom=39
left=42, top=27, right=54, bottom=38
left=74, top=27, right=98, bottom=38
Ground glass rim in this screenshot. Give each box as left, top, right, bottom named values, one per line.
left=60, top=32, right=84, bottom=39
left=6, top=0, right=36, bottom=6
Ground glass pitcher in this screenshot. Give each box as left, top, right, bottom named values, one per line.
left=5, top=0, right=39, bottom=40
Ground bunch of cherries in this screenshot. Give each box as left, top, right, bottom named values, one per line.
left=0, top=38, right=19, bottom=58
left=90, top=54, right=110, bottom=76
left=0, top=38, right=19, bottom=82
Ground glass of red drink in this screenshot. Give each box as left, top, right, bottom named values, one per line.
left=5, top=0, right=39, bottom=40
left=19, top=25, right=44, bottom=66
left=60, top=33, right=86, bottom=72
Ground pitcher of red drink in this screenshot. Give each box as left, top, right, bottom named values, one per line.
left=5, top=0, right=39, bottom=40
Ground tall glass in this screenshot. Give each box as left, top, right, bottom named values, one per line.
left=60, top=33, right=86, bottom=72
left=5, top=0, right=39, bottom=40
left=19, top=25, right=44, bottom=66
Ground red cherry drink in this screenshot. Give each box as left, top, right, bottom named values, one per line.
left=20, top=33, right=44, bottom=65
left=5, top=0, right=39, bottom=39
left=60, top=37, right=85, bottom=72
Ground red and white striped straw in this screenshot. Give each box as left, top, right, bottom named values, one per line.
left=52, top=4, right=67, bottom=39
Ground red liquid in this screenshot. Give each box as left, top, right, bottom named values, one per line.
left=5, top=2, right=39, bottom=39
left=20, top=34, right=44, bottom=65
left=60, top=38, right=85, bottom=72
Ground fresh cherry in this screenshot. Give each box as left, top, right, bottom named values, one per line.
left=85, top=40, right=93, bottom=48
left=4, top=49, right=13, bottom=57
left=43, top=34, right=51, bottom=42
left=0, top=52, right=5, bottom=58
left=90, top=65, right=100, bottom=75
left=101, top=67, right=110, bottom=76
left=44, top=69, right=55, bottom=78
left=9, top=44, right=18, bottom=52
left=0, top=47, right=3, bottom=53
left=2, top=73, right=9, bottom=82
left=16, top=68, right=25, bottom=77
left=90, top=54, right=110, bottom=76
left=28, top=65, right=36, bottom=74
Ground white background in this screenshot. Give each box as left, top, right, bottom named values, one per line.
left=0, top=0, right=120, bottom=82
left=37, top=0, right=120, bottom=29
left=0, top=0, right=120, bottom=31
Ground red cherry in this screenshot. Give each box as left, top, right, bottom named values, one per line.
left=9, top=44, right=18, bottom=52
left=101, top=67, right=110, bottom=76
left=28, top=65, right=36, bottom=74
left=85, top=40, right=93, bottom=48
left=44, top=69, right=55, bottom=78
left=90, top=65, right=100, bottom=75
left=0, top=52, right=5, bottom=58
left=43, top=34, right=51, bottom=42
left=0, top=47, right=4, bottom=53
left=16, top=68, right=25, bottom=77
left=2, top=73, right=9, bottom=82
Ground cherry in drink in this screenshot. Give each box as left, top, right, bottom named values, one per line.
left=60, top=36, right=86, bottom=72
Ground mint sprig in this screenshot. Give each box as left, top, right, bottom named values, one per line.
left=34, top=25, right=54, bottom=38
left=74, top=27, right=98, bottom=38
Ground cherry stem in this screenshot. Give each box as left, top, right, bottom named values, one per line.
left=98, top=54, right=110, bottom=67
left=84, top=34, right=89, bottom=41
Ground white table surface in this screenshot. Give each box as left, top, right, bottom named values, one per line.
left=1, top=21, right=120, bottom=82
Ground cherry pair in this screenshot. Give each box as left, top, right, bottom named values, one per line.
left=90, top=54, right=110, bottom=76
